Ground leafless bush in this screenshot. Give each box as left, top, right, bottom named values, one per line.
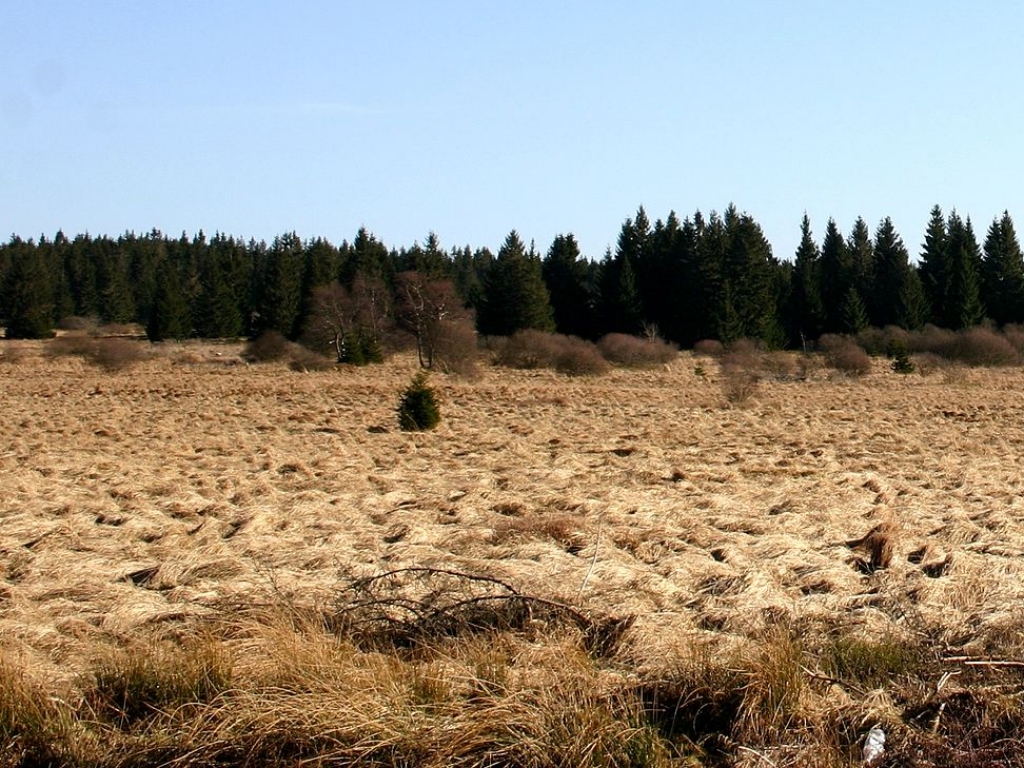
left=431, top=319, right=480, bottom=378
left=95, top=323, right=145, bottom=338
left=597, top=333, right=677, bottom=368
left=243, top=331, right=290, bottom=363
left=693, top=339, right=725, bottom=358
left=57, top=316, right=99, bottom=332
left=48, top=332, right=97, bottom=358
left=1003, top=324, right=1024, bottom=354
left=89, top=338, right=148, bottom=371
left=721, top=369, right=760, bottom=405
left=761, top=351, right=796, bottom=379
left=818, top=334, right=871, bottom=376
left=554, top=336, right=610, bottom=377
left=493, top=329, right=563, bottom=369
left=0, top=343, right=27, bottom=365
left=908, top=324, right=958, bottom=356
left=953, top=326, right=1020, bottom=366
left=912, top=352, right=947, bottom=376
left=856, top=325, right=909, bottom=357
left=287, top=346, right=336, bottom=372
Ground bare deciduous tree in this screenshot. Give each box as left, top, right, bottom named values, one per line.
left=396, top=272, right=474, bottom=370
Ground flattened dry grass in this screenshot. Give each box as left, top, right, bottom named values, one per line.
left=4, top=341, right=1024, bottom=765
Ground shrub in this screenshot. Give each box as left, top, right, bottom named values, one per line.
left=597, top=333, right=678, bottom=368
left=909, top=324, right=958, bottom=357
left=493, top=329, right=563, bottom=369
left=692, top=339, right=725, bottom=358
left=554, top=337, right=610, bottom=377
left=721, top=369, right=760, bottom=405
left=89, top=337, right=148, bottom=371
left=243, top=331, right=290, bottom=363
left=287, top=346, right=336, bottom=372
left=397, top=371, right=441, bottom=431
left=818, top=334, right=871, bottom=376
left=912, top=351, right=946, bottom=376
left=953, top=326, right=1019, bottom=366
left=719, top=344, right=763, bottom=405
left=48, top=332, right=97, bottom=359
left=432, top=319, right=479, bottom=377
left=57, top=316, right=99, bottom=332
left=1003, top=324, right=1024, bottom=354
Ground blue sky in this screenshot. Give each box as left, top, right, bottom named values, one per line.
left=4, top=2, right=1024, bottom=262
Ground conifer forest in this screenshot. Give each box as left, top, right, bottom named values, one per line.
left=3, top=204, right=1023, bottom=350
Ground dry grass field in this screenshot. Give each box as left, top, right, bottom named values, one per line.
left=3, top=339, right=1024, bottom=766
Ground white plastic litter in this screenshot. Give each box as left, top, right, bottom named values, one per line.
left=862, top=724, right=885, bottom=766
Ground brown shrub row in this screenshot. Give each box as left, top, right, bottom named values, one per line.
left=491, top=330, right=678, bottom=376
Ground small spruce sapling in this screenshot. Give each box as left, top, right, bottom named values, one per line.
left=887, top=339, right=915, bottom=374
left=397, top=371, right=441, bottom=431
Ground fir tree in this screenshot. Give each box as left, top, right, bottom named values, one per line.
left=819, top=218, right=851, bottom=333
left=918, top=204, right=948, bottom=325
left=542, top=233, right=598, bottom=339
left=871, top=217, right=924, bottom=329
left=147, top=258, right=191, bottom=341
left=982, top=211, right=1024, bottom=326
left=2, top=236, right=55, bottom=338
left=945, top=212, right=984, bottom=329
left=790, top=213, right=825, bottom=343
left=477, top=231, right=554, bottom=336
left=252, top=232, right=304, bottom=338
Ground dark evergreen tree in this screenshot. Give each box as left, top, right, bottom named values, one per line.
left=252, top=232, right=304, bottom=337
left=638, top=212, right=684, bottom=340
left=789, top=213, right=825, bottom=344
left=665, top=215, right=702, bottom=346
left=477, top=230, right=554, bottom=336
left=871, top=217, right=925, bottom=329
left=692, top=211, right=727, bottom=342
left=542, top=233, right=598, bottom=339
left=399, top=231, right=452, bottom=280
left=147, top=257, right=191, bottom=341
left=93, top=236, right=135, bottom=323
left=847, top=217, right=875, bottom=318
left=2, top=236, right=55, bottom=338
left=723, top=206, right=784, bottom=346
left=982, top=211, right=1024, bottom=326
left=918, top=205, right=948, bottom=325
left=819, top=218, right=853, bottom=333
left=343, top=227, right=393, bottom=287
left=194, top=235, right=245, bottom=338
left=451, top=245, right=487, bottom=309
left=598, top=211, right=649, bottom=334
left=839, top=285, right=870, bottom=333
left=944, top=212, right=984, bottom=329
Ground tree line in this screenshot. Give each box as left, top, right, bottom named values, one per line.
left=2, top=204, right=1023, bottom=352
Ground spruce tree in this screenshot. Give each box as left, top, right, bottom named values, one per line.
left=147, top=258, right=191, bottom=341
left=477, top=231, right=554, bottom=336
left=945, top=212, right=985, bottom=329
left=543, top=233, right=598, bottom=339
left=253, top=232, right=304, bottom=338
left=3, top=236, right=55, bottom=338
left=819, top=218, right=851, bottom=333
left=982, top=211, right=1024, bottom=326
left=918, top=205, right=948, bottom=326
left=847, top=217, right=876, bottom=311
left=839, top=286, right=870, bottom=334
left=871, top=217, right=924, bottom=329
left=790, top=213, right=825, bottom=343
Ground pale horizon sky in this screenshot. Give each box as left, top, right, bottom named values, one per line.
left=4, top=2, right=1024, bottom=263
